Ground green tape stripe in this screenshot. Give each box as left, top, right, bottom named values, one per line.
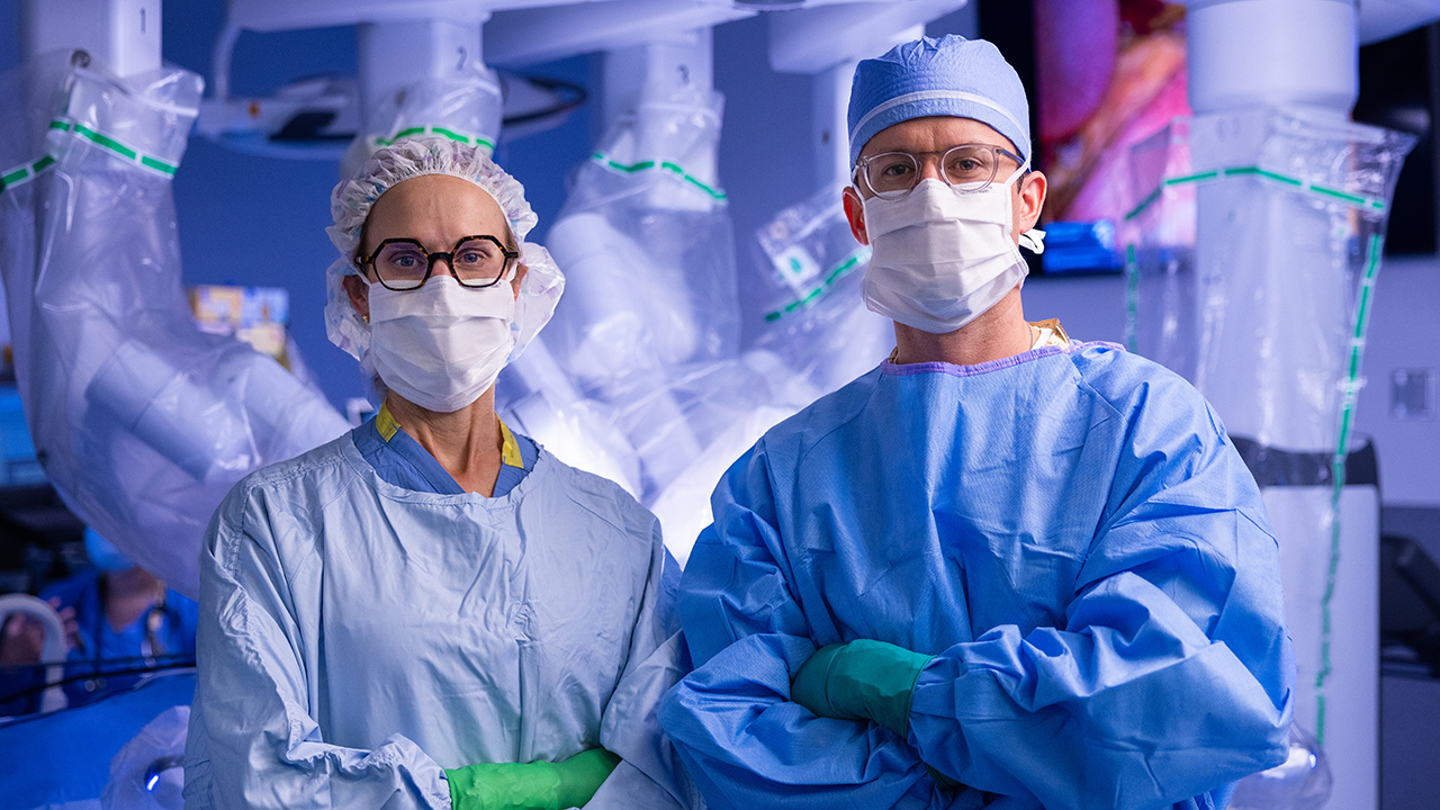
left=1311, top=185, right=1370, bottom=206
left=1124, top=243, right=1140, bottom=352
left=1123, top=187, right=1163, bottom=222
left=0, top=154, right=59, bottom=194
left=74, top=123, right=137, bottom=159
left=1313, top=232, right=1385, bottom=746
left=373, top=126, right=495, bottom=151
left=1124, top=165, right=1386, bottom=221
left=1167, top=169, right=1220, bottom=185
left=139, top=156, right=176, bottom=175
left=591, top=153, right=726, bottom=200
left=595, top=155, right=656, bottom=172
left=49, top=119, right=179, bottom=176
left=763, top=250, right=868, bottom=322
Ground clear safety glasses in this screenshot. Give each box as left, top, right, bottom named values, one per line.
left=358, top=235, right=519, bottom=291
left=855, top=143, right=1027, bottom=199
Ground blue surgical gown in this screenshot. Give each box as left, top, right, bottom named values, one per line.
left=184, top=417, right=695, bottom=809
left=660, top=341, right=1294, bottom=810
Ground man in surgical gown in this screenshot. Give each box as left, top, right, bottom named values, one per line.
left=659, top=35, right=1294, bottom=810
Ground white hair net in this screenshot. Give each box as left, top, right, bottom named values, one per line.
left=324, top=135, right=564, bottom=365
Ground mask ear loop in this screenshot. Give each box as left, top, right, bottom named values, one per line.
left=1000, top=160, right=1031, bottom=190
left=1004, top=161, right=1045, bottom=254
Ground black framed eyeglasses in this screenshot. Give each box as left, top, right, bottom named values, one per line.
left=358, top=235, right=519, bottom=291
left=854, top=143, right=1027, bottom=199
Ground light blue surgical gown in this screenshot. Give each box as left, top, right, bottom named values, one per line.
left=660, top=342, right=1294, bottom=810
left=184, top=417, right=695, bottom=809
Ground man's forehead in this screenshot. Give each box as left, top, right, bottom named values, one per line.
left=860, top=116, right=1016, bottom=156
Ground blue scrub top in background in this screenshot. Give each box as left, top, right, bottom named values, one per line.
left=661, top=341, right=1294, bottom=810
left=0, top=572, right=198, bottom=716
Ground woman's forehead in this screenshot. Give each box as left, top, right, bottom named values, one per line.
left=365, top=174, right=508, bottom=242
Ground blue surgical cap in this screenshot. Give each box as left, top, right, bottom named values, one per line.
left=848, top=35, right=1031, bottom=167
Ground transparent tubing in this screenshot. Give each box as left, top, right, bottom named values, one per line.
left=0, top=593, right=68, bottom=713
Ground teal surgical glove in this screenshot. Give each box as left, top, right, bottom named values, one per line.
left=790, top=639, right=933, bottom=738
left=445, top=747, right=621, bottom=810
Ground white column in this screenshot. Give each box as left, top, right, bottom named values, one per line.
left=357, top=17, right=487, bottom=135
left=20, top=0, right=162, bottom=78
left=1186, top=5, right=1377, bottom=810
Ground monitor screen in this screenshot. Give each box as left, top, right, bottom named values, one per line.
left=981, top=0, right=1191, bottom=275
left=983, top=2, right=1436, bottom=269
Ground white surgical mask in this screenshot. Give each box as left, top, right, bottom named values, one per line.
left=861, top=169, right=1038, bottom=334
left=366, top=275, right=516, bottom=413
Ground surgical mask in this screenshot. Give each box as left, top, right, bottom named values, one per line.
left=861, top=169, right=1035, bottom=334
left=366, top=275, right=516, bottom=413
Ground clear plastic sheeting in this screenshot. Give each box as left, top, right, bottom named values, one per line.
left=1123, top=109, right=1415, bottom=810
left=0, top=54, right=350, bottom=599
left=1124, top=110, right=1414, bottom=452
left=500, top=87, right=787, bottom=564
left=544, top=93, right=739, bottom=381
left=494, top=339, right=642, bottom=496
left=746, top=185, right=891, bottom=398
left=101, top=705, right=189, bottom=810
left=501, top=93, right=896, bottom=562
left=1120, top=119, right=1196, bottom=374
left=339, top=70, right=504, bottom=180
left=1231, top=722, right=1333, bottom=810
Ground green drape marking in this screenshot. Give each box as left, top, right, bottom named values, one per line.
left=0, top=155, right=57, bottom=194
left=373, top=126, right=496, bottom=152
left=1124, top=165, right=1386, bottom=222
left=590, top=153, right=726, bottom=201
left=48, top=119, right=178, bottom=176
left=1315, top=232, right=1384, bottom=745
left=763, top=249, right=870, bottom=322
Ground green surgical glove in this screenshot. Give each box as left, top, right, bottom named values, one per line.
left=445, top=747, right=621, bottom=810
left=790, top=639, right=934, bottom=738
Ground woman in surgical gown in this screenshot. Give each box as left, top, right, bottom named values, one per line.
left=183, top=137, right=693, bottom=810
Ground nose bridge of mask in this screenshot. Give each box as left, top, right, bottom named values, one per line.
left=862, top=178, right=1014, bottom=242
left=368, top=276, right=515, bottom=324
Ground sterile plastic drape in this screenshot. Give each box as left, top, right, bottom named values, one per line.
left=500, top=86, right=800, bottom=563
left=0, top=53, right=350, bottom=599
left=1123, top=108, right=1415, bottom=810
